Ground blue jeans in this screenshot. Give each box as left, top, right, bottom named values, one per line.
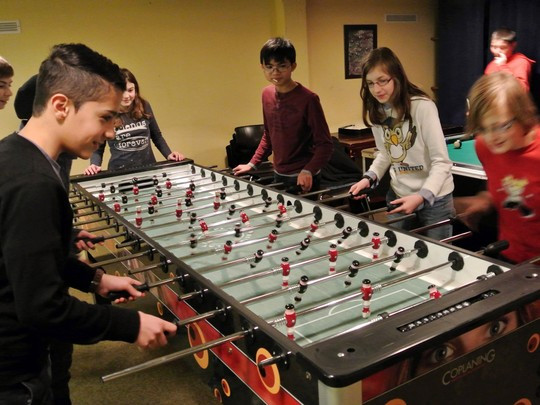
left=0, top=360, right=53, bottom=405
left=386, top=189, right=454, bottom=240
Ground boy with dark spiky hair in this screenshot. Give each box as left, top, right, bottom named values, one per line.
left=0, top=44, right=176, bottom=403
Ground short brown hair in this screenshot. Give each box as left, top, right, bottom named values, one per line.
left=0, top=56, right=14, bottom=79
left=467, top=72, right=538, bottom=135
left=491, top=28, right=517, bottom=43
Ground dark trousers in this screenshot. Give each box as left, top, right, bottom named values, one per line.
left=49, top=340, right=73, bottom=405
left=273, top=172, right=321, bottom=194
left=0, top=359, right=53, bottom=405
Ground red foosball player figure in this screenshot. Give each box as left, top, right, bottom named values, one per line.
left=295, top=238, right=310, bottom=255
left=371, top=232, right=381, bottom=260
left=165, top=178, right=172, bottom=189
left=150, top=193, right=158, bottom=206
left=250, top=249, right=264, bottom=268
left=222, top=240, right=233, bottom=261
left=328, top=243, right=338, bottom=274
left=344, top=260, right=361, bottom=287
left=294, top=275, right=309, bottom=303
left=133, top=184, right=139, bottom=195
left=185, top=188, right=194, bottom=199
left=284, top=303, right=296, bottom=340
left=277, top=202, right=288, bottom=218
left=240, top=210, right=250, bottom=226
left=281, top=257, right=291, bottom=289
left=135, top=206, right=143, bottom=228
left=361, top=279, right=373, bottom=318
left=309, top=220, right=319, bottom=235
left=98, top=190, right=105, bottom=202
left=199, top=219, right=209, bottom=235
left=428, top=284, right=442, bottom=299
left=175, top=198, right=183, bottom=219
left=113, top=202, right=121, bottom=213
left=267, top=229, right=278, bottom=249
left=213, top=192, right=221, bottom=210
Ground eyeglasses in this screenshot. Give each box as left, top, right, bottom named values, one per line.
left=476, top=118, right=516, bottom=136
left=262, top=63, right=292, bottom=73
left=366, top=78, right=392, bottom=88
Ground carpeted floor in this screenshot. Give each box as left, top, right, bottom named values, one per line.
left=69, top=290, right=218, bottom=405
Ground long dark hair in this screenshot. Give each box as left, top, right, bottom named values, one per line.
left=120, top=68, right=150, bottom=121
left=360, top=47, right=429, bottom=126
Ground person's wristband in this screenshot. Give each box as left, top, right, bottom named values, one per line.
left=89, top=268, right=105, bottom=293
left=362, top=174, right=375, bottom=187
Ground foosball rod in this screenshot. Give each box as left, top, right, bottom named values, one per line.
left=160, top=211, right=314, bottom=248
left=245, top=243, right=422, bottom=306
left=140, top=193, right=269, bottom=231
left=82, top=166, right=195, bottom=192
left=217, top=227, right=391, bottom=288
left=178, top=218, right=333, bottom=261
left=101, top=329, right=251, bottom=382
left=195, top=227, right=351, bottom=275
left=364, top=241, right=509, bottom=324
left=89, top=248, right=156, bottom=268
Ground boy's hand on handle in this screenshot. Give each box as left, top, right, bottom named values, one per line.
left=454, top=193, right=493, bottom=232
left=136, top=312, right=178, bottom=349
left=74, top=229, right=103, bottom=251
left=167, top=151, right=185, bottom=161
left=232, top=164, right=252, bottom=176
left=297, top=171, right=312, bottom=192
left=349, top=178, right=371, bottom=199
left=96, top=274, right=144, bottom=304
left=84, top=164, right=102, bottom=176
left=388, top=194, right=423, bottom=215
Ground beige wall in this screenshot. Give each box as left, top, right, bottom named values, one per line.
left=306, top=0, right=437, bottom=131
left=0, top=0, right=436, bottom=174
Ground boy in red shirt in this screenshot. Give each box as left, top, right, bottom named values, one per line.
left=484, top=28, right=535, bottom=91
left=456, top=72, right=540, bottom=263
left=233, top=37, right=332, bottom=192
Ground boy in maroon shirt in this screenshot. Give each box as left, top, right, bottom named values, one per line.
left=233, top=37, right=332, bottom=192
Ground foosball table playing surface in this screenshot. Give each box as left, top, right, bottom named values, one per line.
left=70, top=161, right=540, bottom=405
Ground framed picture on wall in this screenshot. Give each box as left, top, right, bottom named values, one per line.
left=344, top=24, right=377, bottom=79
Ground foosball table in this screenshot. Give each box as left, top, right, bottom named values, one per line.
left=70, top=161, right=540, bottom=405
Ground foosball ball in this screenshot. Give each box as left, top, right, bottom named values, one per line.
left=70, top=161, right=540, bottom=405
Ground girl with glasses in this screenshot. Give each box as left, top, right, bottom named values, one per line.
left=349, top=47, right=454, bottom=240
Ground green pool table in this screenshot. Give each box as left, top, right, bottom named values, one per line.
left=446, top=135, right=486, bottom=180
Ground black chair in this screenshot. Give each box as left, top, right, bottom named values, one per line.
left=226, top=124, right=267, bottom=168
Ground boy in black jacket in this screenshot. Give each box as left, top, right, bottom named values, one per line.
left=0, top=43, right=176, bottom=404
